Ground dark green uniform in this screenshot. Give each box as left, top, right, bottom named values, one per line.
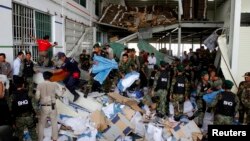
left=11, top=89, right=37, bottom=141
left=241, top=87, right=250, bottom=124
left=237, top=81, right=250, bottom=124
left=170, top=74, right=190, bottom=117
left=211, top=91, right=239, bottom=125
left=153, top=69, right=170, bottom=116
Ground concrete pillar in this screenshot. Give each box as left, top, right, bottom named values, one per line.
left=230, top=0, right=241, bottom=76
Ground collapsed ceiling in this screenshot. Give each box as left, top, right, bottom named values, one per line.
left=97, top=0, right=227, bottom=43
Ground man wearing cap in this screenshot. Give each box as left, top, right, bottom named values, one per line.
left=237, top=72, right=250, bottom=124
left=36, top=71, right=59, bottom=141
left=211, top=80, right=239, bottom=125
left=170, top=65, right=190, bottom=119
left=195, top=71, right=211, bottom=127
left=92, top=43, right=107, bottom=59
left=52, top=52, right=80, bottom=102
left=239, top=72, right=250, bottom=125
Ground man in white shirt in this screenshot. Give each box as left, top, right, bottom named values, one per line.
left=148, top=53, right=156, bottom=69
left=13, top=52, right=24, bottom=84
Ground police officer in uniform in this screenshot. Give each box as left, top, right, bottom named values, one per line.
left=153, top=62, right=170, bottom=117
left=11, top=80, right=37, bottom=141
left=170, top=65, right=190, bottom=119
left=53, top=52, right=80, bottom=102
left=237, top=72, right=250, bottom=124
left=212, top=80, right=239, bottom=125
left=36, top=71, right=60, bottom=141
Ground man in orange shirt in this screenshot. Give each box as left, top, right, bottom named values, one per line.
left=31, top=35, right=57, bottom=67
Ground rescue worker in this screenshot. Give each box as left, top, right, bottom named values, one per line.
left=129, top=48, right=140, bottom=70
left=139, top=61, right=148, bottom=89
left=23, top=52, right=35, bottom=97
left=212, top=80, right=239, bottom=125
left=11, top=80, right=37, bottom=141
left=52, top=52, right=80, bottom=102
left=153, top=62, right=170, bottom=117
left=195, top=71, right=211, bottom=127
left=119, top=54, right=133, bottom=74
left=240, top=72, right=250, bottom=125
left=89, top=44, right=107, bottom=93
left=36, top=71, right=59, bottom=141
left=170, top=65, right=190, bottom=119
left=0, top=53, right=12, bottom=79
left=237, top=72, right=250, bottom=124
left=0, top=53, right=12, bottom=107
left=30, top=35, right=57, bottom=66
left=79, top=49, right=90, bottom=71
left=148, top=65, right=159, bottom=89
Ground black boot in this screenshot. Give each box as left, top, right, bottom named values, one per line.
left=73, top=94, right=80, bottom=102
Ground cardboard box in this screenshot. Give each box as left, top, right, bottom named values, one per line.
left=111, top=113, right=134, bottom=136
left=122, top=106, right=136, bottom=120
left=103, top=125, right=122, bottom=141
left=170, top=120, right=202, bottom=141
left=90, top=110, right=109, bottom=132
left=103, top=113, right=135, bottom=140
left=108, top=92, right=145, bottom=113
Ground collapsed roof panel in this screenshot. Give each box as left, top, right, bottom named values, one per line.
left=99, top=4, right=178, bottom=32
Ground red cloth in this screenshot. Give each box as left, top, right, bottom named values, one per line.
left=37, top=39, right=52, bottom=51
left=72, top=72, right=80, bottom=79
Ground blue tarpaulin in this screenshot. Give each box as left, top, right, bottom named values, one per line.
left=117, top=71, right=140, bottom=92
left=91, top=55, right=118, bottom=84
left=203, top=89, right=224, bottom=105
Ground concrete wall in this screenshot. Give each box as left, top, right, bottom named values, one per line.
left=0, top=0, right=14, bottom=63
left=236, top=0, right=250, bottom=84
left=215, top=0, right=231, bottom=24
left=237, top=27, right=250, bottom=84
left=241, top=0, right=250, bottom=12
left=0, top=0, right=98, bottom=65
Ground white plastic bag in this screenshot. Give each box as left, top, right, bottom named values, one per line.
left=183, top=100, right=194, bottom=117
left=130, top=112, right=145, bottom=137
left=202, top=112, right=214, bottom=133
left=145, top=123, right=164, bottom=141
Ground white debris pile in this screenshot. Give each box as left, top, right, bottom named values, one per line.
left=33, top=72, right=203, bottom=141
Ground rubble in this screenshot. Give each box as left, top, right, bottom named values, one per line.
left=99, top=4, right=177, bottom=32
left=33, top=71, right=204, bottom=141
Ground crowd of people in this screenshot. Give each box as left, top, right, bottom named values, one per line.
left=0, top=40, right=250, bottom=140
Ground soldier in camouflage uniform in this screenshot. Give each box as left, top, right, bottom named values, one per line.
left=79, top=49, right=90, bottom=71
left=119, top=53, right=133, bottom=74
left=170, top=65, right=190, bottom=119
left=195, top=71, right=211, bottom=126
left=237, top=72, right=250, bottom=124
left=11, top=80, right=37, bottom=140
left=153, top=62, right=170, bottom=117
left=240, top=72, right=250, bottom=125
left=211, top=80, right=239, bottom=125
